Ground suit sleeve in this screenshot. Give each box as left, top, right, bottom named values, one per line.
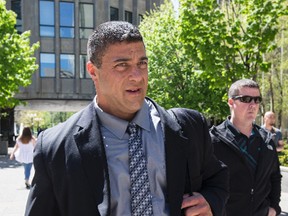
left=174, top=108, right=229, bottom=216
left=25, top=131, right=61, bottom=216
left=197, top=112, right=229, bottom=216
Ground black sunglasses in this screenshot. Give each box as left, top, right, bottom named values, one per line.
left=232, top=95, right=262, bottom=104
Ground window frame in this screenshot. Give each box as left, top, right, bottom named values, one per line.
left=11, top=0, right=22, bottom=34
left=39, top=0, right=55, bottom=37
left=60, top=54, right=75, bottom=79
left=79, top=55, right=91, bottom=79
left=79, top=3, right=94, bottom=39
left=59, top=2, right=75, bottom=38
left=40, top=53, right=56, bottom=78
left=110, top=7, right=119, bottom=21
left=124, top=10, right=132, bottom=23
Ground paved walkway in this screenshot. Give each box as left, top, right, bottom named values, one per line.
left=0, top=148, right=288, bottom=215
left=0, top=153, right=32, bottom=216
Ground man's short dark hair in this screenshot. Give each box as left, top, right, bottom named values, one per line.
left=87, top=21, right=144, bottom=68
left=228, top=79, right=260, bottom=98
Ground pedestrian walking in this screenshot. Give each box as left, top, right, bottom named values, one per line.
left=10, top=127, right=36, bottom=189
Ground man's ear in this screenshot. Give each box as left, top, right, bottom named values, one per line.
left=86, top=61, right=97, bottom=78
left=227, top=98, right=233, bottom=108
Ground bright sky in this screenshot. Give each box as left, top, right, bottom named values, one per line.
left=171, top=0, right=179, bottom=10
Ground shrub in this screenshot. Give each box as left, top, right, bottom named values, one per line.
left=278, top=140, right=288, bottom=167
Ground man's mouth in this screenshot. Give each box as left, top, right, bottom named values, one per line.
left=127, top=88, right=140, bottom=93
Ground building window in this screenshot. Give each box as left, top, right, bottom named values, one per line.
left=80, top=55, right=90, bottom=79
left=11, top=0, right=22, bottom=33
left=110, top=7, right=119, bottom=21
left=60, top=2, right=74, bottom=38
left=40, top=53, right=55, bottom=77
left=79, top=3, right=94, bottom=39
left=39, top=0, right=55, bottom=37
left=125, top=11, right=132, bottom=23
left=60, top=54, right=75, bottom=78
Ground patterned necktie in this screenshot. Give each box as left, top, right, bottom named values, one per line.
left=128, top=122, right=153, bottom=216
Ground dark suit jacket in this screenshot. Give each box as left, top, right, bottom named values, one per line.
left=25, top=99, right=228, bottom=216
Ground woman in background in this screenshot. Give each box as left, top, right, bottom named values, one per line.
left=10, top=127, right=36, bottom=189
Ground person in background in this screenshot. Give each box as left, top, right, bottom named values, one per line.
left=25, top=21, right=229, bottom=216
left=210, top=79, right=282, bottom=216
left=10, top=127, right=36, bottom=189
left=262, top=111, right=285, bottom=152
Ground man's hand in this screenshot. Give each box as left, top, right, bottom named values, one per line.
left=181, top=192, right=213, bottom=216
left=276, top=140, right=284, bottom=152
left=268, top=207, right=276, bottom=216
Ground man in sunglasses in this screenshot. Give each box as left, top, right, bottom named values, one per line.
left=210, top=79, right=282, bottom=216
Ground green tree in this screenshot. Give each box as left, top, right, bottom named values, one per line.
left=14, top=110, right=75, bottom=135
left=140, top=1, right=225, bottom=119
left=259, top=10, right=288, bottom=128
left=140, top=1, right=191, bottom=108
left=0, top=0, right=39, bottom=108
left=179, top=0, right=286, bottom=119
left=140, top=0, right=286, bottom=120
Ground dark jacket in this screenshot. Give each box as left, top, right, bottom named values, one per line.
left=210, top=120, right=282, bottom=216
left=25, top=99, right=229, bottom=216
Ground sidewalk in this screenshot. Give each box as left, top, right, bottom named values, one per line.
left=0, top=153, right=32, bottom=216
left=0, top=148, right=288, bottom=215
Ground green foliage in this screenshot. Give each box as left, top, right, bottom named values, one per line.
left=140, top=1, right=227, bottom=118
left=140, top=0, right=286, bottom=120
left=278, top=141, right=288, bottom=167
left=257, top=6, right=288, bottom=128
left=0, top=0, right=39, bottom=108
left=140, top=1, right=188, bottom=108
left=179, top=0, right=285, bottom=118
left=14, top=110, right=75, bottom=135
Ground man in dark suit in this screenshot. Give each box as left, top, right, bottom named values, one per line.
left=25, top=21, right=228, bottom=216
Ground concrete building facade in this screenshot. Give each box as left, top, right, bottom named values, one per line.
left=0, top=0, right=165, bottom=146
left=5, top=0, right=165, bottom=112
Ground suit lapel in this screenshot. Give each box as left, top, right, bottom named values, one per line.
left=73, top=104, right=110, bottom=213
left=156, top=104, right=189, bottom=215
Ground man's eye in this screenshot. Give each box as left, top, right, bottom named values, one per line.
left=117, top=63, right=128, bottom=67
left=114, top=63, right=128, bottom=71
left=138, top=61, right=148, bottom=69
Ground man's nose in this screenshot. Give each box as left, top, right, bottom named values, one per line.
left=249, top=100, right=258, bottom=106
left=129, top=66, right=142, bottom=80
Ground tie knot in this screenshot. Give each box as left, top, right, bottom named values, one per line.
left=128, top=122, right=138, bottom=135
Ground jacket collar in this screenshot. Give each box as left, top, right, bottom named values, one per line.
left=211, top=119, right=275, bottom=152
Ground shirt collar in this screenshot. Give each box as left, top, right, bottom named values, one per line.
left=226, top=116, right=259, bottom=137
left=94, top=96, right=150, bottom=139
left=226, top=117, right=240, bottom=136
